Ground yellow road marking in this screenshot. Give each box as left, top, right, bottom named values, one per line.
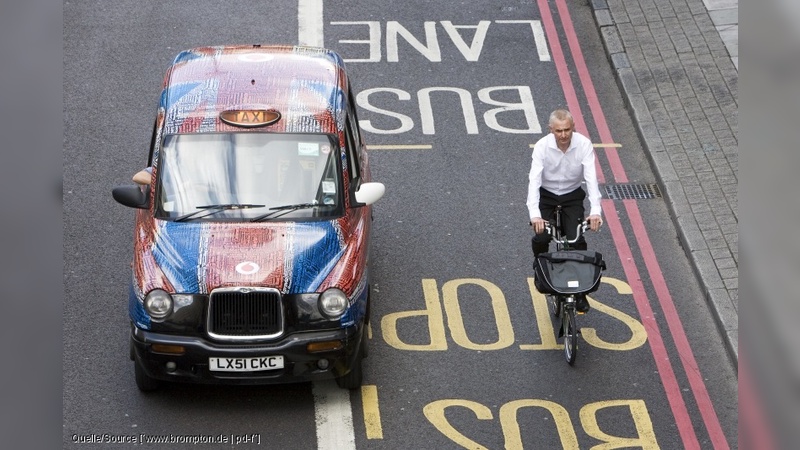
left=361, top=385, right=384, bottom=439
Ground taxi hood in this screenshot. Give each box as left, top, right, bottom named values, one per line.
left=148, top=220, right=345, bottom=294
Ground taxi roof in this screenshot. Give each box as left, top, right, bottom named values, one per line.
left=160, top=45, right=348, bottom=135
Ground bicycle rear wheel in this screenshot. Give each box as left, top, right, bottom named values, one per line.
left=563, top=307, right=578, bottom=365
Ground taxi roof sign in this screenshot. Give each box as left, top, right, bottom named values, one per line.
left=220, top=109, right=281, bottom=128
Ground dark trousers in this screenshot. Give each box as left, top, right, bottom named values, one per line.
left=532, top=187, right=588, bottom=256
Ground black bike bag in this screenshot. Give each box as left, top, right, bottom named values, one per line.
left=533, top=250, right=606, bottom=295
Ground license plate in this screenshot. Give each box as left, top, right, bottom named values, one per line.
left=209, top=356, right=284, bottom=372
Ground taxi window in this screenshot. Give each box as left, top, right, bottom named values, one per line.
left=154, top=132, right=343, bottom=221
left=345, top=88, right=362, bottom=181
left=344, top=118, right=361, bottom=181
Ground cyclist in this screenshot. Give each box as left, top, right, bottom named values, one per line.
left=527, top=109, right=603, bottom=313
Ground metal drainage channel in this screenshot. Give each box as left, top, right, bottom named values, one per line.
left=602, top=183, right=662, bottom=200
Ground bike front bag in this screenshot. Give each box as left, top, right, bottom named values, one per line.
left=533, top=250, right=606, bottom=295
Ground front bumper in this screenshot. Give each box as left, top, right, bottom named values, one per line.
left=130, top=323, right=364, bottom=385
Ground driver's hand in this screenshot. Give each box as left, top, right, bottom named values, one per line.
left=587, top=215, right=603, bottom=232
left=530, top=218, right=547, bottom=234
left=132, top=168, right=152, bottom=185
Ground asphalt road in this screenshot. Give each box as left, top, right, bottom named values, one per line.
left=64, top=1, right=737, bottom=448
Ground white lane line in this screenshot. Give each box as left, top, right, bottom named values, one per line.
left=313, top=381, right=356, bottom=450
left=527, top=143, right=622, bottom=148
left=300, top=4, right=356, bottom=450
left=298, top=0, right=324, bottom=47
left=367, top=144, right=433, bottom=150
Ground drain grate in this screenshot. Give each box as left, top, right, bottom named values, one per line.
left=602, top=183, right=662, bottom=200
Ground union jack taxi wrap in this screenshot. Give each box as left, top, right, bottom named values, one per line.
left=113, top=45, right=384, bottom=391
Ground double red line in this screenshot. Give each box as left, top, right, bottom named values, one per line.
left=536, top=0, right=729, bottom=448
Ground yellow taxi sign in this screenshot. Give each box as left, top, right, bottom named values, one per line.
left=220, top=109, right=281, bottom=128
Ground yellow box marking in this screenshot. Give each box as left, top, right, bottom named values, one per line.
left=361, top=385, right=384, bottom=439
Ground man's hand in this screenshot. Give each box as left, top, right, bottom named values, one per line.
left=586, top=215, right=603, bottom=232
left=530, top=217, right=547, bottom=234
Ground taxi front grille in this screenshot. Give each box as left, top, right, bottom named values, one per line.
left=207, top=289, right=284, bottom=341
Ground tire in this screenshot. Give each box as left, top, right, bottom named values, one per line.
left=563, top=308, right=578, bottom=365
left=134, top=360, right=161, bottom=392
left=337, top=296, right=370, bottom=389
left=335, top=347, right=364, bottom=390
left=362, top=290, right=371, bottom=359
left=360, top=325, right=369, bottom=359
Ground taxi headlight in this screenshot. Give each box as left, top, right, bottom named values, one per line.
left=319, top=288, right=349, bottom=318
left=144, top=289, right=173, bottom=321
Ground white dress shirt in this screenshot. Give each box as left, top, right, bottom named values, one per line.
left=526, top=131, right=602, bottom=219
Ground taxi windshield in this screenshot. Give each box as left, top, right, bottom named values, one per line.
left=155, top=132, right=342, bottom=221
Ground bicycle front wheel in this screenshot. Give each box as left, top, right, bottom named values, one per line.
left=563, top=307, right=578, bottom=365
left=548, top=294, right=562, bottom=317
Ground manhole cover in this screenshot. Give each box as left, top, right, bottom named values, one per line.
left=602, top=183, right=662, bottom=200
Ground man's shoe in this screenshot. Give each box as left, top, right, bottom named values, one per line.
left=576, top=295, right=590, bottom=314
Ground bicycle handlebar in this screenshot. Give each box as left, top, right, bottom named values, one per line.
left=543, top=221, right=589, bottom=244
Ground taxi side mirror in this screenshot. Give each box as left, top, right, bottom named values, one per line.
left=353, top=182, right=385, bottom=206
left=112, top=185, right=149, bottom=209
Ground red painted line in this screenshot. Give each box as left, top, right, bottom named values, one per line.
left=534, top=0, right=605, bottom=184
left=534, top=1, right=587, bottom=135
left=602, top=200, right=700, bottom=449
left=550, top=0, right=731, bottom=447
left=537, top=1, right=699, bottom=447
left=738, top=352, right=776, bottom=449
left=624, top=200, right=730, bottom=448
left=552, top=0, right=625, bottom=184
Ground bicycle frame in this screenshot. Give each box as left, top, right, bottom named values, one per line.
left=542, top=205, right=586, bottom=365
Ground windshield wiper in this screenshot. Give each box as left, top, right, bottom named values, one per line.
left=250, top=202, right=319, bottom=222
left=174, top=204, right=266, bottom=222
